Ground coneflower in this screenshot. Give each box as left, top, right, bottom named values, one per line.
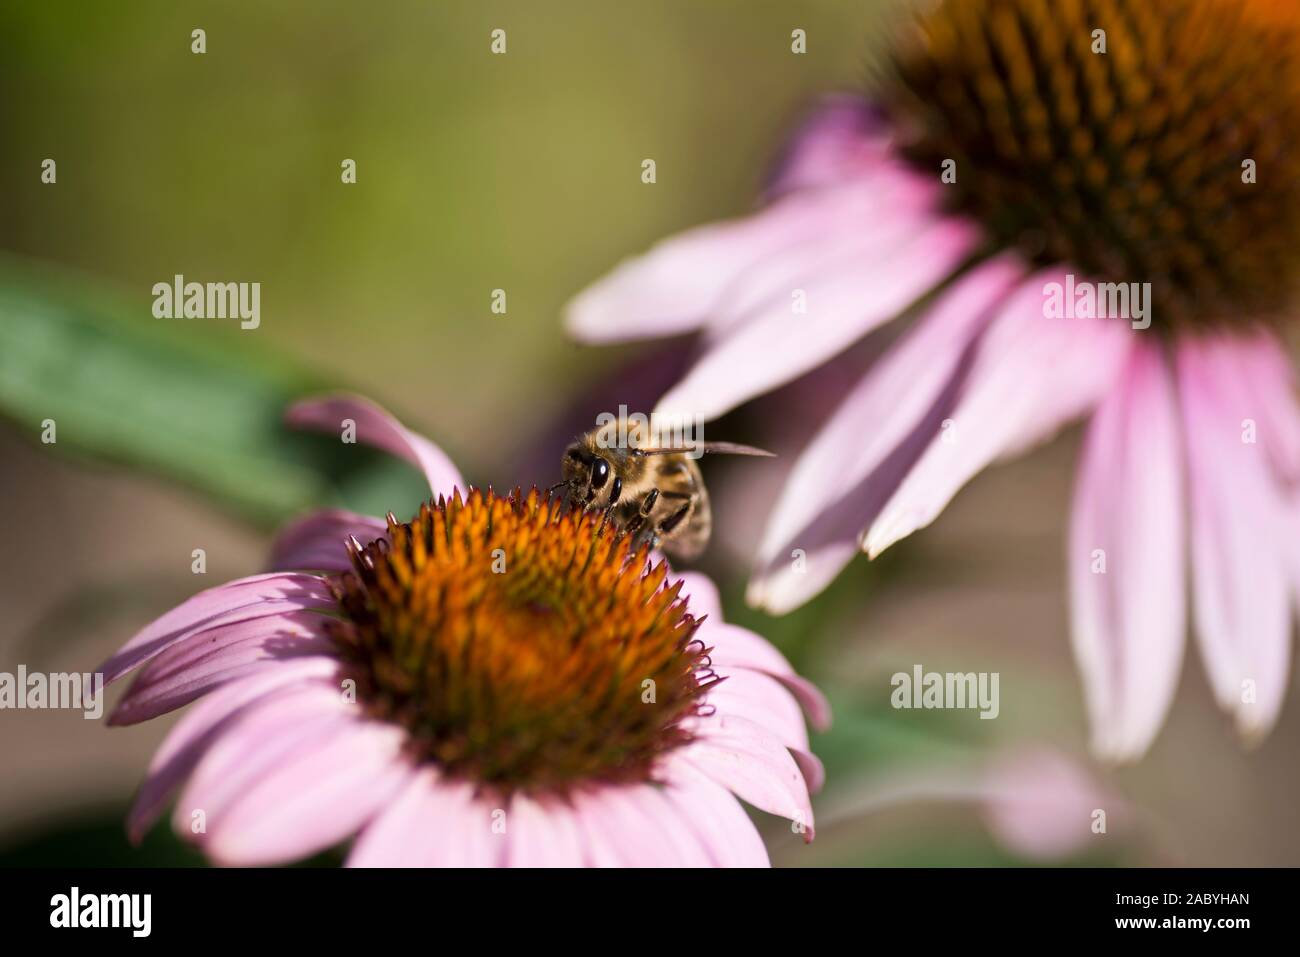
left=101, top=395, right=827, bottom=866
left=565, top=0, right=1300, bottom=759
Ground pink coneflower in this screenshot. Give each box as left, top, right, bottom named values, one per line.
left=100, top=395, right=828, bottom=866
left=565, top=0, right=1300, bottom=759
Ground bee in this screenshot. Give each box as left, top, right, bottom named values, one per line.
left=559, top=414, right=773, bottom=561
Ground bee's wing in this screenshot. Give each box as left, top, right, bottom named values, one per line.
left=636, top=442, right=775, bottom=457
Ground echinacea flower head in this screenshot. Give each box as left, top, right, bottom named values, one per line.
left=101, top=396, right=828, bottom=867
left=887, top=0, right=1300, bottom=329
left=333, top=491, right=711, bottom=793
left=566, top=0, right=1300, bottom=760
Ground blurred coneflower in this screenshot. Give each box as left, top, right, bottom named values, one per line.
left=99, top=396, right=828, bottom=866
left=565, top=0, right=1300, bottom=759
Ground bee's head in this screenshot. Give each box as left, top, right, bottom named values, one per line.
left=561, top=441, right=614, bottom=508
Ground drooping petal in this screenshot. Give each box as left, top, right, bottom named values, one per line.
left=285, top=393, right=462, bottom=497
left=204, top=719, right=412, bottom=867
left=98, top=573, right=336, bottom=686
left=1179, top=335, right=1293, bottom=741
left=863, top=269, right=1135, bottom=558
left=109, top=610, right=336, bottom=726
left=654, top=217, right=981, bottom=421
left=347, top=772, right=506, bottom=867
left=682, top=714, right=815, bottom=840
left=658, top=758, right=770, bottom=866
left=1068, top=341, right=1185, bottom=761
left=504, top=793, right=586, bottom=867
left=126, top=658, right=342, bottom=843
left=268, top=509, right=387, bottom=572
left=748, top=256, right=1024, bottom=613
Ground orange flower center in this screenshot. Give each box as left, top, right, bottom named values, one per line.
left=326, top=489, right=716, bottom=797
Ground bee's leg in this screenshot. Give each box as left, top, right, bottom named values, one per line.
left=622, top=489, right=663, bottom=550
left=595, top=478, right=624, bottom=536
left=618, top=493, right=656, bottom=551
left=658, top=502, right=692, bottom=535
left=628, top=523, right=657, bottom=553
left=638, top=487, right=658, bottom=517
left=622, top=506, right=649, bottom=541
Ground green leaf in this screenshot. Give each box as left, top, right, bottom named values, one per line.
left=0, top=255, right=428, bottom=526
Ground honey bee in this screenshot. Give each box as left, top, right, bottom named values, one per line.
left=559, top=414, right=773, bottom=561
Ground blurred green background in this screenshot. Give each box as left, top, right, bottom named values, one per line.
left=1, top=0, right=1296, bottom=867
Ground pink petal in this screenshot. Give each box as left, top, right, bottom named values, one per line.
left=127, top=658, right=342, bottom=843
left=816, top=748, right=1120, bottom=861
left=1179, top=335, right=1293, bottom=741
left=347, top=772, right=506, bottom=867
left=863, top=269, right=1135, bottom=558
left=659, top=758, right=770, bottom=866
left=701, top=173, right=948, bottom=343
left=573, top=785, right=712, bottom=867
left=703, top=620, right=831, bottom=732
left=675, top=570, right=722, bottom=620
left=173, top=685, right=355, bottom=840
left=765, top=95, right=894, bottom=196
left=109, top=610, right=336, bottom=725
left=675, top=571, right=831, bottom=731
left=682, top=714, right=815, bottom=840
left=1229, top=330, right=1300, bottom=482
left=1068, top=342, right=1185, bottom=761
left=564, top=174, right=934, bottom=346
left=705, top=668, right=810, bottom=752
left=204, top=718, right=412, bottom=867
left=980, top=748, right=1121, bottom=861
left=789, top=748, right=827, bottom=794
left=285, top=393, right=462, bottom=497
left=268, top=509, right=387, bottom=572
left=98, top=573, right=336, bottom=686
left=505, top=793, right=586, bottom=867
left=655, top=217, right=981, bottom=421
left=748, top=256, right=1024, bottom=613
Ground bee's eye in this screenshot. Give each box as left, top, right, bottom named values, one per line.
left=590, top=458, right=610, bottom=490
